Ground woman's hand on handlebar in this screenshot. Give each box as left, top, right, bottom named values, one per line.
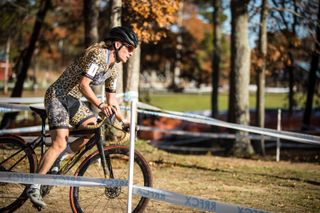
left=99, top=103, right=130, bottom=132
left=99, top=103, right=117, bottom=117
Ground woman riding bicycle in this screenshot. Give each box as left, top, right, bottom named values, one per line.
left=27, top=26, right=138, bottom=209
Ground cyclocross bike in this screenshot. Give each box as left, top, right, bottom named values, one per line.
left=0, top=106, right=152, bottom=212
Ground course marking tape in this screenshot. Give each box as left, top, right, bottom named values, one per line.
left=0, top=103, right=32, bottom=112
left=0, top=171, right=127, bottom=187
left=1, top=100, right=319, bottom=145
left=0, top=92, right=135, bottom=104
left=0, top=125, right=45, bottom=135
left=134, top=185, right=271, bottom=213
left=137, top=109, right=320, bottom=145
left=0, top=92, right=135, bottom=112
left=138, top=125, right=276, bottom=141
left=0, top=97, right=44, bottom=103
left=0, top=171, right=271, bottom=213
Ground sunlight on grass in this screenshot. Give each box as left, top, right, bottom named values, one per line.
left=146, top=92, right=297, bottom=112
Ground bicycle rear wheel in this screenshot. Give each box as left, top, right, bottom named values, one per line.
left=0, top=136, right=37, bottom=212
left=70, top=145, right=152, bottom=213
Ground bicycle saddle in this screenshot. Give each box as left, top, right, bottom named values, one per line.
left=30, top=106, right=47, bottom=120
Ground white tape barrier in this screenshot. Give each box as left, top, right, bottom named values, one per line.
left=0, top=97, right=44, bottom=103
left=1, top=98, right=319, bottom=145
left=0, top=92, right=135, bottom=112
left=0, top=171, right=271, bottom=213
left=121, top=91, right=138, bottom=102
left=133, top=185, right=271, bottom=213
left=0, top=92, right=136, bottom=105
left=137, top=108, right=320, bottom=145
left=0, top=125, right=46, bottom=135
left=0, top=171, right=127, bottom=187
left=0, top=103, right=32, bottom=113
left=138, top=125, right=277, bottom=141
left=0, top=103, right=44, bottom=113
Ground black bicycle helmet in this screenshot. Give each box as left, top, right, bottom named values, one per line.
left=106, top=26, right=139, bottom=48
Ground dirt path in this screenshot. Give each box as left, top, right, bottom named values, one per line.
left=14, top=142, right=320, bottom=213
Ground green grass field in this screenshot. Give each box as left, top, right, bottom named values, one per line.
left=144, top=92, right=291, bottom=112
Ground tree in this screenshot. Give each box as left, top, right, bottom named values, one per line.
left=270, top=0, right=301, bottom=115
left=125, top=45, right=140, bottom=94
left=0, top=0, right=51, bottom=129
left=122, top=0, right=180, bottom=96
left=190, top=0, right=229, bottom=116
left=228, top=0, right=254, bottom=157
left=111, top=0, right=124, bottom=96
left=302, top=0, right=320, bottom=129
left=211, top=0, right=221, bottom=118
left=84, top=0, right=100, bottom=47
left=83, top=0, right=101, bottom=111
left=255, top=0, right=268, bottom=155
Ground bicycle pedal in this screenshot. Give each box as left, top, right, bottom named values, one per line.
left=40, top=185, right=51, bottom=197
left=32, top=203, right=43, bottom=211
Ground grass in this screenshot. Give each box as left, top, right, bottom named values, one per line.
left=134, top=141, right=320, bottom=213
left=19, top=141, right=320, bottom=213
left=143, top=92, right=313, bottom=112
left=145, top=92, right=286, bottom=112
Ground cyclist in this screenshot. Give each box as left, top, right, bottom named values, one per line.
left=27, top=26, right=138, bottom=209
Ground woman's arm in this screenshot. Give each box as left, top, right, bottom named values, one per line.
left=79, top=76, right=118, bottom=118
left=79, top=76, right=102, bottom=108
left=106, top=93, right=127, bottom=123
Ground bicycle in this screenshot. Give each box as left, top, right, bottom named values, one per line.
left=0, top=106, right=152, bottom=212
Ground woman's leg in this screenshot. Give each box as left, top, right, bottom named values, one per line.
left=69, top=116, right=97, bottom=152
left=38, top=128, right=69, bottom=174
left=27, top=128, right=69, bottom=209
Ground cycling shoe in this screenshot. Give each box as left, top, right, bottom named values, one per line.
left=27, top=187, right=47, bottom=210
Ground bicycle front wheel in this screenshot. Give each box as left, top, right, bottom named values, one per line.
left=70, top=145, right=152, bottom=213
left=0, top=136, right=37, bottom=212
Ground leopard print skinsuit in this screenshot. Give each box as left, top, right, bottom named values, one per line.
left=44, top=43, right=117, bottom=130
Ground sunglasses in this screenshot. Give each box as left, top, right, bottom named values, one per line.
left=123, top=43, right=134, bottom=52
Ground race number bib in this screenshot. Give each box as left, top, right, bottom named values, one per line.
left=87, top=63, right=99, bottom=77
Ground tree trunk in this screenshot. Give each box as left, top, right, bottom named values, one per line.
left=169, top=1, right=183, bottom=92
left=84, top=0, right=100, bottom=47
left=125, top=45, right=141, bottom=92
left=0, top=0, right=51, bottom=129
left=125, top=44, right=141, bottom=98
left=255, top=0, right=268, bottom=155
left=4, top=36, right=11, bottom=95
left=84, top=0, right=101, bottom=111
left=287, top=53, right=295, bottom=116
left=110, top=0, right=123, bottom=96
left=211, top=0, right=221, bottom=118
left=302, top=0, right=320, bottom=129
left=228, top=0, right=254, bottom=157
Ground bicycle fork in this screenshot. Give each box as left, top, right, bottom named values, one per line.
left=96, top=128, right=114, bottom=179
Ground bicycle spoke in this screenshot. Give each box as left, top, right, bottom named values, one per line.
left=70, top=146, right=152, bottom=212
left=0, top=137, right=36, bottom=212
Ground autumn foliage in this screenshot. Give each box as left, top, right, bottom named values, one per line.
left=123, top=0, right=181, bottom=43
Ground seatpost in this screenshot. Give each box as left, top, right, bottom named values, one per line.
left=40, top=113, right=46, bottom=155
left=40, top=114, right=46, bottom=136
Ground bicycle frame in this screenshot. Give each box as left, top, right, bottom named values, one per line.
left=58, top=128, right=113, bottom=178
left=4, top=114, right=114, bottom=180
left=1, top=107, right=152, bottom=213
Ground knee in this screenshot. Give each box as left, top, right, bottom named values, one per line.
left=51, top=138, right=67, bottom=152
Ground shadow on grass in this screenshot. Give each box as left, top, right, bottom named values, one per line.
left=153, top=159, right=320, bottom=186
